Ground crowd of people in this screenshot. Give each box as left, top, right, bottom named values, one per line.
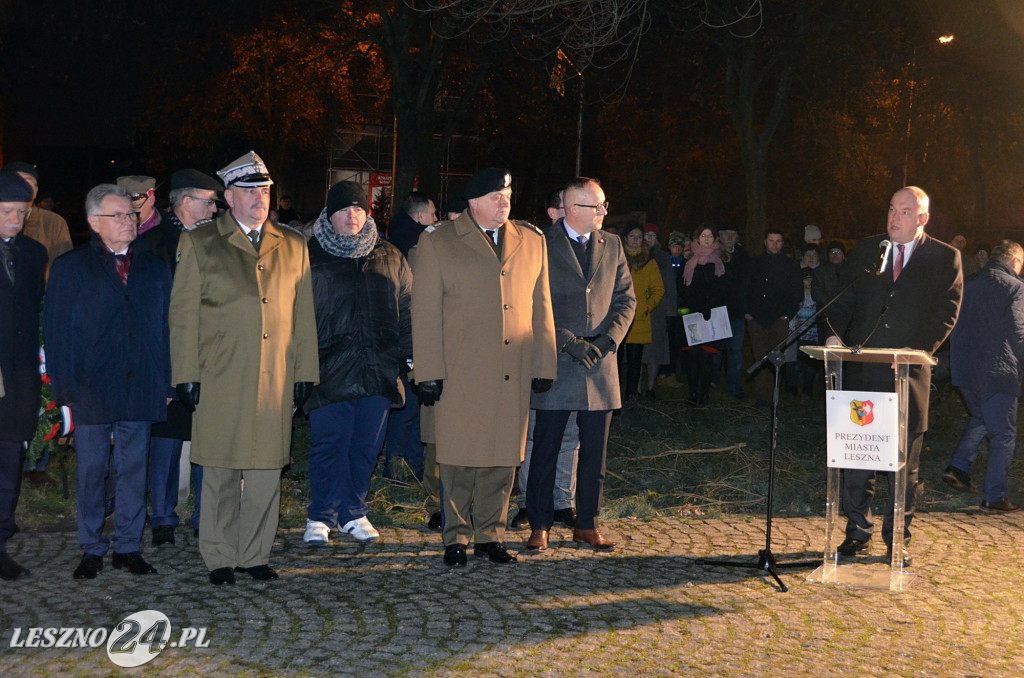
left=1, top=152, right=1022, bottom=583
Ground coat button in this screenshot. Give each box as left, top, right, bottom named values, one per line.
left=503, top=304, right=509, bottom=310
left=587, top=312, right=593, bottom=318
left=586, top=288, right=591, bottom=293
left=504, top=375, right=510, bottom=381
left=504, top=339, right=510, bottom=345
left=262, top=298, right=269, bottom=304
left=258, top=264, right=264, bottom=271
left=501, top=270, right=507, bottom=276
left=263, top=333, right=269, bottom=339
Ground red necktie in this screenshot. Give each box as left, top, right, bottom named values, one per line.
left=893, top=244, right=904, bottom=281
left=115, top=252, right=131, bottom=284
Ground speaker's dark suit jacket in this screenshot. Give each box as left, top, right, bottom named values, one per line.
left=826, top=232, right=962, bottom=433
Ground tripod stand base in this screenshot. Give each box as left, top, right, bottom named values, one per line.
left=699, top=549, right=819, bottom=593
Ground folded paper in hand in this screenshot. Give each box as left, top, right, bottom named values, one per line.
left=682, top=306, right=733, bottom=346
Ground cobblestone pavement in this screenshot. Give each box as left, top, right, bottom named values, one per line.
left=1, top=510, right=1023, bottom=677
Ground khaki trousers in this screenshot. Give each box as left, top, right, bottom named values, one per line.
left=439, top=464, right=514, bottom=546
left=199, top=466, right=281, bottom=571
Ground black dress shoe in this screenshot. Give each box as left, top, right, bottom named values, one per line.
left=209, top=567, right=235, bottom=585
left=112, top=552, right=157, bottom=574
left=443, top=544, right=468, bottom=567
left=836, top=537, right=871, bottom=557
left=73, top=554, right=103, bottom=580
left=234, top=565, right=279, bottom=580
left=427, top=511, right=443, bottom=531
left=510, top=507, right=529, bottom=530
left=553, top=507, right=577, bottom=528
left=888, top=544, right=913, bottom=569
left=152, top=525, right=176, bottom=546
left=474, top=541, right=517, bottom=563
left=886, top=545, right=912, bottom=568
left=0, top=552, right=30, bottom=580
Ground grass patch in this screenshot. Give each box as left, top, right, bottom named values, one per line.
left=15, top=379, right=1010, bottom=532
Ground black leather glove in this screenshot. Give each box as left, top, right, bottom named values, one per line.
left=591, top=334, right=617, bottom=357
left=531, top=378, right=554, bottom=394
left=563, top=337, right=600, bottom=368
left=293, top=382, right=314, bottom=410
left=175, top=382, right=201, bottom=412
left=417, top=379, right=443, bottom=406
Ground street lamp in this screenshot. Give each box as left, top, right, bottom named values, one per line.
left=903, top=34, right=954, bottom=185
left=553, top=49, right=584, bottom=176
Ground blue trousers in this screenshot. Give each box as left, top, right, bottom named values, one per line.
left=75, top=421, right=150, bottom=556
left=950, top=388, right=1018, bottom=504
left=308, top=397, right=390, bottom=528
left=528, top=409, right=612, bottom=531
left=0, top=440, right=25, bottom=551
left=147, top=436, right=183, bottom=527
left=191, top=463, right=202, bottom=532
left=384, top=377, right=424, bottom=479
left=519, top=409, right=578, bottom=510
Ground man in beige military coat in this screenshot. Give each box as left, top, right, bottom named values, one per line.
left=169, top=151, right=318, bottom=585
left=411, top=168, right=557, bottom=567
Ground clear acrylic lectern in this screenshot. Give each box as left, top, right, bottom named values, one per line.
left=801, top=346, right=936, bottom=592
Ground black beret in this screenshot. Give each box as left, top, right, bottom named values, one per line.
left=0, top=171, right=35, bottom=202
left=459, top=168, right=511, bottom=200
left=443, top=195, right=468, bottom=215
left=2, top=161, right=38, bottom=181
left=326, top=181, right=368, bottom=216
left=170, top=169, right=222, bottom=192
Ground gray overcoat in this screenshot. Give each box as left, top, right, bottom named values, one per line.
left=531, top=220, right=636, bottom=411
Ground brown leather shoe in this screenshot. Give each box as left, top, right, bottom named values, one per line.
left=526, top=529, right=549, bottom=551
left=572, top=528, right=615, bottom=551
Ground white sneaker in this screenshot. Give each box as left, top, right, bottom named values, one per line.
left=303, top=519, right=330, bottom=544
left=341, top=516, right=379, bottom=542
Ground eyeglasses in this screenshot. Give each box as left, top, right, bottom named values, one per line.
left=94, top=212, right=140, bottom=223
left=574, top=202, right=609, bottom=212
left=128, top=193, right=151, bottom=203
left=186, top=195, right=217, bottom=205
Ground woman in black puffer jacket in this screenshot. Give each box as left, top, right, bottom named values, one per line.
left=301, top=181, right=412, bottom=546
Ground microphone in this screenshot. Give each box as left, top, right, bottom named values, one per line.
left=876, top=239, right=893, bottom=275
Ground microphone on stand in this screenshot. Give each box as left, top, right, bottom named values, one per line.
left=876, top=239, right=893, bottom=275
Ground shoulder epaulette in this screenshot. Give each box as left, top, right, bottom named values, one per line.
left=514, top=219, right=544, bottom=235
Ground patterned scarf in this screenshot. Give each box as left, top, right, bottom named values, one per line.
left=624, top=244, right=651, bottom=272
left=682, top=241, right=725, bottom=285
left=313, top=207, right=378, bottom=259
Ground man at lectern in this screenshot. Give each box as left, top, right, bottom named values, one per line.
left=824, top=186, right=962, bottom=567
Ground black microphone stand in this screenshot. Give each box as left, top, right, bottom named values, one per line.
left=698, top=256, right=883, bottom=592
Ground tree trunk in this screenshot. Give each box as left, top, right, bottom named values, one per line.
left=722, top=40, right=795, bottom=249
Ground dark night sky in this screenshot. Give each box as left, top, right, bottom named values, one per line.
left=3, top=0, right=1024, bottom=236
